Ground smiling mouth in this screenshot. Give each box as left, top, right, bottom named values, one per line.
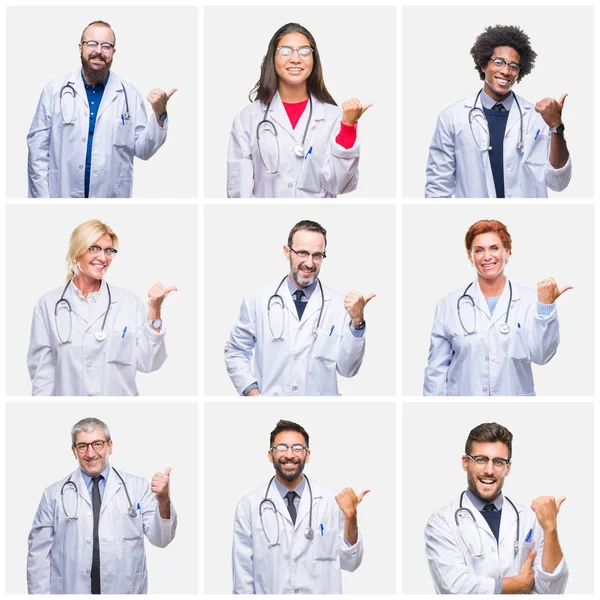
left=479, top=477, right=496, bottom=485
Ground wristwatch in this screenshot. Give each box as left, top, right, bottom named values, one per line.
left=149, top=317, right=163, bottom=329
left=351, top=320, right=366, bottom=331
left=158, top=111, right=168, bottom=122
left=550, top=123, right=565, bottom=136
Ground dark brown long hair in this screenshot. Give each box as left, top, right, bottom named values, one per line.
left=249, top=23, right=336, bottom=106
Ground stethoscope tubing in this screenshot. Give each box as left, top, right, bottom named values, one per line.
left=59, top=80, right=130, bottom=125
left=457, top=280, right=512, bottom=336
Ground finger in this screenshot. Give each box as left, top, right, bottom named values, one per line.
left=362, top=103, right=373, bottom=113
left=558, top=93, right=568, bottom=107
left=356, top=489, right=371, bottom=503
left=364, top=293, right=376, bottom=303
left=165, top=286, right=178, bottom=294
left=164, top=467, right=172, bottom=477
left=556, top=496, right=566, bottom=512
left=525, top=549, right=537, bottom=565
left=166, top=87, right=178, bottom=99
left=556, top=285, right=574, bottom=297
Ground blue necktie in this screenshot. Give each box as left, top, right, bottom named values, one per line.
left=492, top=103, right=506, bottom=112
left=481, top=503, right=501, bottom=542
left=293, top=290, right=306, bottom=320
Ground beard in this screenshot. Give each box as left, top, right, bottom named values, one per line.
left=273, top=456, right=306, bottom=482
left=466, top=467, right=505, bottom=503
left=81, top=52, right=112, bottom=85
left=290, top=258, right=319, bottom=288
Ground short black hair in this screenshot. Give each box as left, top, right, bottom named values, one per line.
left=470, top=25, right=537, bottom=83
left=465, top=422, right=513, bottom=460
left=269, top=419, right=309, bottom=447
left=287, top=220, right=327, bottom=249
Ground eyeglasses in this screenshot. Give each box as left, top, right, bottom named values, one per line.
left=89, top=245, right=118, bottom=258
left=489, top=57, right=520, bottom=74
left=82, top=40, right=115, bottom=53
left=289, top=247, right=326, bottom=261
left=276, top=46, right=314, bottom=59
left=74, top=440, right=108, bottom=453
left=271, top=444, right=308, bottom=453
left=466, top=454, right=510, bottom=469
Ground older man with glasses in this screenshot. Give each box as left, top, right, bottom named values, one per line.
left=27, top=417, right=177, bottom=594
left=27, top=20, right=176, bottom=198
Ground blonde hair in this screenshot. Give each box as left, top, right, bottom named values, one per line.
left=65, top=219, right=119, bottom=281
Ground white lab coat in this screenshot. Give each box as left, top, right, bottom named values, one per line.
left=425, top=493, right=568, bottom=594
left=27, top=466, right=177, bottom=594
left=27, top=281, right=167, bottom=396
left=27, top=69, right=167, bottom=198
left=425, top=92, right=572, bottom=198
left=224, top=281, right=366, bottom=395
left=227, top=92, right=360, bottom=197
left=232, top=479, right=363, bottom=594
left=424, top=280, right=559, bottom=396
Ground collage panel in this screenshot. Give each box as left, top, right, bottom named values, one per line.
left=402, top=401, right=594, bottom=594
left=204, top=203, right=396, bottom=396
left=204, top=401, right=396, bottom=594
left=402, top=204, right=593, bottom=397
left=5, top=204, right=198, bottom=397
left=5, top=401, right=198, bottom=594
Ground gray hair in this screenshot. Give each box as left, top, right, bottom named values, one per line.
left=71, top=417, right=111, bottom=445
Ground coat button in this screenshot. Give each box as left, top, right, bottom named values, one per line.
left=485, top=357, right=489, bottom=361
left=86, top=569, right=90, bottom=575
left=79, top=165, right=83, bottom=169
left=82, top=137, right=86, bottom=142
left=482, top=387, right=488, bottom=393
left=292, top=386, right=298, bottom=392
left=87, top=540, right=91, bottom=544
left=288, top=182, right=294, bottom=188
left=86, top=362, right=92, bottom=368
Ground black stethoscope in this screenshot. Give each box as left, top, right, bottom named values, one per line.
left=59, top=80, right=131, bottom=125
left=455, top=490, right=520, bottom=558
left=468, top=89, right=524, bottom=154
left=54, top=279, right=112, bottom=344
left=457, top=280, right=513, bottom=336
left=267, top=275, right=324, bottom=340
left=259, top=475, right=315, bottom=546
left=60, top=467, right=138, bottom=520
left=256, top=94, right=314, bottom=174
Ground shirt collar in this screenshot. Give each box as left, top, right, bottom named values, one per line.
left=466, top=489, right=504, bottom=512
left=81, top=70, right=110, bottom=89
left=80, top=463, right=111, bottom=487
left=481, top=88, right=514, bottom=112
left=274, top=474, right=306, bottom=499
left=72, top=278, right=104, bottom=303
left=286, top=276, right=318, bottom=301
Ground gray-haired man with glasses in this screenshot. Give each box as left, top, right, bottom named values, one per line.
left=424, top=422, right=568, bottom=594
left=27, top=20, right=177, bottom=198
left=225, top=219, right=376, bottom=396
left=27, top=417, right=177, bottom=594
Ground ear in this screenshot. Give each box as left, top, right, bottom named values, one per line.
left=467, top=250, right=473, bottom=265
left=108, top=440, right=113, bottom=456
left=462, top=455, right=469, bottom=472
left=72, top=445, right=78, bottom=460
left=268, top=449, right=274, bottom=465
left=305, top=449, right=311, bottom=464
left=283, top=245, right=290, bottom=260
left=505, top=461, right=512, bottom=477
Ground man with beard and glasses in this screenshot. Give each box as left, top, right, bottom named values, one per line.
left=224, top=219, right=375, bottom=396
left=232, top=420, right=369, bottom=594
left=424, top=423, right=568, bottom=594
left=27, top=20, right=176, bottom=198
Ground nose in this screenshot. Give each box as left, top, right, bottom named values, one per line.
left=303, top=255, right=314, bottom=268
left=283, top=446, right=295, bottom=459
left=86, top=445, right=96, bottom=458
left=483, top=460, right=494, bottom=475
left=289, top=50, right=301, bottom=63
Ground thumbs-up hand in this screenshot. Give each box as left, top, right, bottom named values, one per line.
left=344, top=290, right=376, bottom=326
left=535, top=93, right=568, bottom=128
left=531, top=496, right=566, bottom=531
left=151, top=467, right=172, bottom=501
left=147, top=87, right=178, bottom=117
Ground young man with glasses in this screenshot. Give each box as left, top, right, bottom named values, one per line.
left=425, top=25, right=571, bottom=198
left=424, top=422, right=568, bottom=594
left=232, top=419, right=369, bottom=593
left=27, top=418, right=177, bottom=594
left=27, top=20, right=176, bottom=198
left=224, top=219, right=375, bottom=396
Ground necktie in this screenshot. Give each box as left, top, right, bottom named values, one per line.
left=293, top=290, right=306, bottom=320
left=91, top=475, right=103, bottom=594
left=285, top=491, right=298, bottom=524
left=481, top=503, right=501, bottom=542
left=491, top=103, right=506, bottom=112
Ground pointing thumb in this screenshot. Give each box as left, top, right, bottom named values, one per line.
left=558, top=93, right=568, bottom=107
left=364, top=293, right=377, bottom=304
left=164, top=467, right=172, bottom=477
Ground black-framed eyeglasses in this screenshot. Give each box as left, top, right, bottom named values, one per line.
left=82, top=40, right=115, bottom=52
left=88, top=245, right=118, bottom=258
left=466, top=454, right=510, bottom=469
left=74, top=440, right=108, bottom=453
left=271, top=443, right=308, bottom=454
left=489, top=57, right=520, bottom=74
left=275, top=46, right=314, bottom=59
left=289, top=247, right=326, bottom=261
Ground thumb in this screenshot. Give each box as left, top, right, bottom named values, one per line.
left=167, top=88, right=178, bottom=99
left=364, top=293, right=377, bottom=304
left=525, top=549, right=537, bottom=565
left=356, top=489, right=371, bottom=503
left=164, top=467, right=172, bottom=477
left=556, top=496, right=566, bottom=512
left=361, top=103, right=373, bottom=113
left=165, top=286, right=178, bottom=294
left=556, top=285, right=574, bottom=297
left=558, top=93, right=568, bottom=107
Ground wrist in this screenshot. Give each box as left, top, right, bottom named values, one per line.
left=343, top=509, right=357, bottom=520
left=157, top=496, right=170, bottom=506
left=148, top=307, right=161, bottom=319
left=351, top=319, right=366, bottom=329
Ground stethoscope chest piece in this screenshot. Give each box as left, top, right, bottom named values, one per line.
left=127, top=507, right=138, bottom=518
left=304, top=526, right=315, bottom=540
left=499, top=323, right=510, bottom=334
left=294, top=143, right=305, bottom=157
left=95, top=331, right=107, bottom=341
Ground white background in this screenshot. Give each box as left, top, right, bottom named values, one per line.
left=5, top=401, right=198, bottom=594
left=204, top=203, right=396, bottom=396
left=402, top=204, right=594, bottom=396
left=203, top=6, right=397, bottom=198
left=402, top=5, right=594, bottom=198
left=6, top=5, right=198, bottom=198
left=204, top=401, right=396, bottom=594
left=5, top=204, right=198, bottom=396
left=402, top=402, right=594, bottom=594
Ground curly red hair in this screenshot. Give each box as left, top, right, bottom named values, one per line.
left=465, top=220, right=512, bottom=254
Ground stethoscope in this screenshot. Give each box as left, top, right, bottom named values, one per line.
left=256, top=94, right=314, bottom=174
left=259, top=475, right=315, bottom=546
left=455, top=490, right=520, bottom=558
left=60, top=467, right=138, bottom=520
left=54, top=279, right=112, bottom=344
left=59, top=80, right=130, bottom=125
left=267, top=275, right=325, bottom=340
left=457, top=280, right=513, bottom=336
left=468, top=89, right=523, bottom=154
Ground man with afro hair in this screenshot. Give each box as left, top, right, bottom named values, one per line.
left=426, top=25, right=571, bottom=198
